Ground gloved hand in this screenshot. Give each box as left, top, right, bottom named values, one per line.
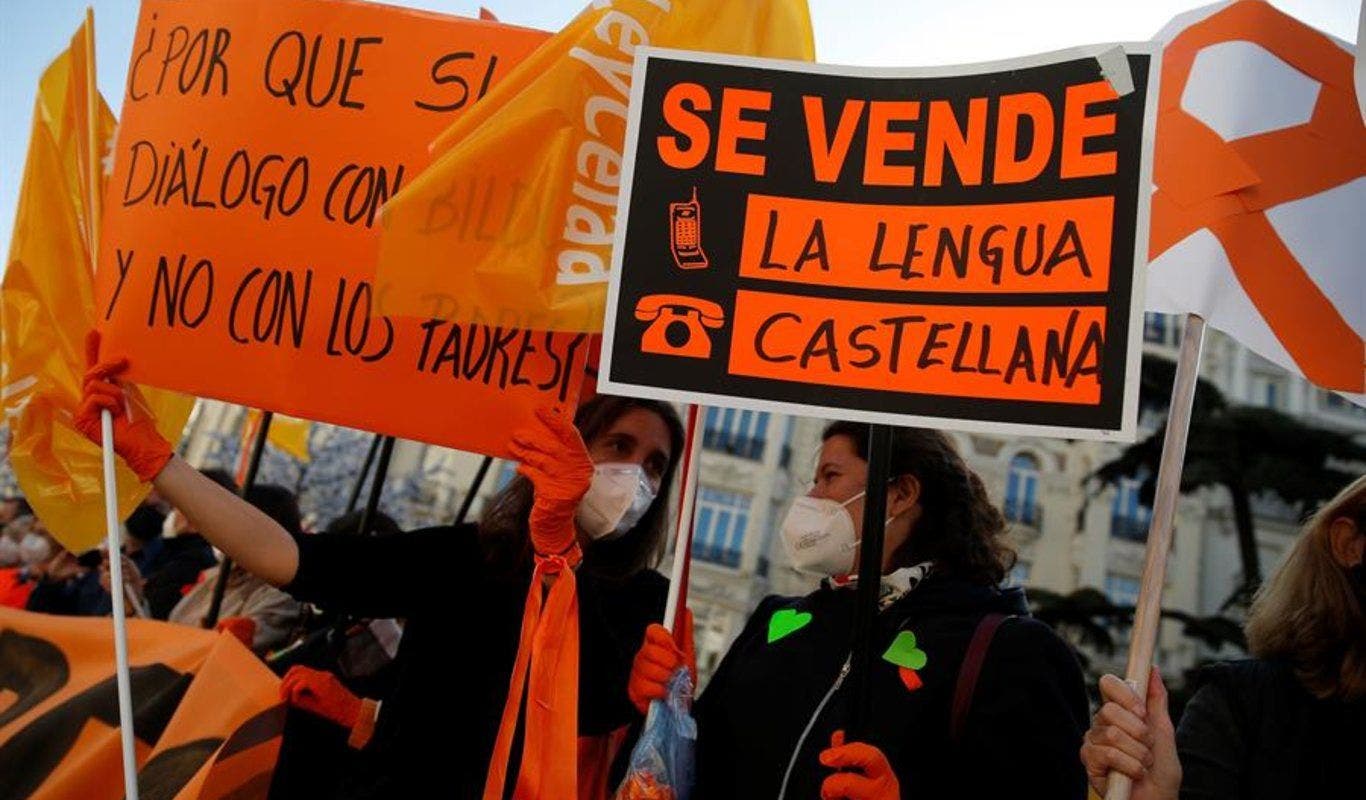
left=73, top=331, right=173, bottom=482
left=627, top=608, right=696, bottom=715
left=281, top=665, right=362, bottom=730
left=508, top=406, right=593, bottom=558
left=819, top=730, right=901, bottom=800
left=216, top=616, right=256, bottom=649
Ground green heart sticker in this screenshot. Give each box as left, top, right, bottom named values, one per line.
left=882, top=630, right=928, bottom=670
left=767, top=609, right=813, bottom=643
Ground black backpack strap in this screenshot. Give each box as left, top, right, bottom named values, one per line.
left=950, top=612, right=1009, bottom=745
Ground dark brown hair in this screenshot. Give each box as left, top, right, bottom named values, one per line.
left=822, top=422, right=1014, bottom=586
left=478, top=395, right=685, bottom=582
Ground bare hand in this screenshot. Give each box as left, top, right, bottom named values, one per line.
left=1080, top=668, right=1181, bottom=800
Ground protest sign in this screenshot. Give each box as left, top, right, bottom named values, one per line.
left=94, top=0, right=592, bottom=458
left=601, top=46, right=1158, bottom=440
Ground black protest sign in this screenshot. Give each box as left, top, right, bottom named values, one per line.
left=600, top=46, right=1157, bottom=440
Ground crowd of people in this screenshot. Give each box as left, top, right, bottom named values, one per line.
left=0, top=349, right=1359, bottom=798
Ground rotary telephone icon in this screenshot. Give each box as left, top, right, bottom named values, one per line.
left=635, top=294, right=724, bottom=359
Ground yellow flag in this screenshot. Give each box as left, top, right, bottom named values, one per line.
left=376, top=0, right=815, bottom=333
left=237, top=410, right=312, bottom=479
left=1, top=18, right=193, bottom=553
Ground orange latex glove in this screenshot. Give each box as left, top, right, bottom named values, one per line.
left=627, top=609, right=696, bottom=715
left=819, top=731, right=901, bottom=800
left=215, top=616, right=256, bottom=648
left=281, top=665, right=362, bottom=729
left=508, top=406, right=593, bottom=558
left=73, top=332, right=173, bottom=482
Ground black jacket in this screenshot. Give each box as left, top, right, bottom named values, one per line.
left=143, top=534, right=218, bottom=620
left=1177, top=659, right=1362, bottom=798
left=283, top=524, right=665, bottom=798
left=694, top=574, right=1089, bottom=798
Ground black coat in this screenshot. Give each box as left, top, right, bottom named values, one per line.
left=1177, top=659, right=1363, bottom=798
left=283, top=524, right=666, bottom=798
left=694, top=574, right=1089, bottom=799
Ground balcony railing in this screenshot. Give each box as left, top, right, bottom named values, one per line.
left=703, top=428, right=766, bottom=460
left=692, top=542, right=742, bottom=568
left=1110, top=514, right=1150, bottom=542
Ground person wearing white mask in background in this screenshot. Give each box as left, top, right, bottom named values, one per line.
left=633, top=422, right=1090, bottom=799
left=74, top=353, right=686, bottom=800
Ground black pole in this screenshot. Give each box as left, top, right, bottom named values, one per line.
left=845, top=423, right=893, bottom=741
left=345, top=433, right=384, bottom=514
left=453, top=455, right=494, bottom=525
left=356, top=436, right=395, bottom=537
left=204, top=410, right=273, bottom=629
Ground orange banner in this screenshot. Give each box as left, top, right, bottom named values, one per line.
left=738, top=194, right=1113, bottom=294
left=94, top=0, right=590, bottom=458
left=0, top=607, right=282, bottom=799
left=729, top=290, right=1106, bottom=404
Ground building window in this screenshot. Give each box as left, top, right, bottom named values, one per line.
left=1104, top=573, right=1141, bottom=608
left=1143, top=312, right=1168, bottom=345
left=704, top=408, right=770, bottom=460
left=494, top=460, right=518, bottom=491
left=1110, top=477, right=1152, bottom=542
left=1004, top=452, right=1042, bottom=527
left=693, top=487, right=750, bottom=568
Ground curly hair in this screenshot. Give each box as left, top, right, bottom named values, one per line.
left=822, top=422, right=1015, bottom=586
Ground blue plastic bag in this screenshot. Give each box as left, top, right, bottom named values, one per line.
left=614, top=665, right=696, bottom=800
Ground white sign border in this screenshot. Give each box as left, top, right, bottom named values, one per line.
left=600, top=43, right=1161, bottom=444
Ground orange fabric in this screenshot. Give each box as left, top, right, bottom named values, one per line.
left=73, top=333, right=173, bottom=482
left=818, top=730, right=901, bottom=800
left=1151, top=0, right=1366, bottom=392
left=509, top=406, right=594, bottom=557
left=279, top=665, right=362, bottom=731
left=628, top=610, right=696, bottom=716
left=375, top=0, right=815, bottom=334
left=483, top=554, right=580, bottom=800
left=0, top=606, right=281, bottom=799
left=215, top=616, right=256, bottom=649
left=0, top=568, right=35, bottom=608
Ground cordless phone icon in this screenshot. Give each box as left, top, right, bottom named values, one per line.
left=669, top=188, right=709, bottom=270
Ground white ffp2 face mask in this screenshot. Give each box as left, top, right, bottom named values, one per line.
left=780, top=491, right=865, bottom=577
left=576, top=463, right=658, bottom=541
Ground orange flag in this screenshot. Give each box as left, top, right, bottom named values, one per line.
left=0, top=607, right=282, bottom=799
left=1, top=18, right=193, bottom=553
left=376, top=0, right=815, bottom=334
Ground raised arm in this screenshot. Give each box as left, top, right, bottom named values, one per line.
left=75, top=332, right=299, bottom=587
left=153, top=456, right=299, bottom=586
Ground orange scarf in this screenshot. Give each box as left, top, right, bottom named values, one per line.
left=483, top=551, right=581, bottom=800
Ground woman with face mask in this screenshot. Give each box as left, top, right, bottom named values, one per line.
left=1081, top=474, right=1366, bottom=800
left=631, top=422, right=1089, bottom=798
left=75, top=349, right=684, bottom=799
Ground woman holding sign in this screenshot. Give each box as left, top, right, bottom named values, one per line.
left=632, top=421, right=1090, bottom=798
left=75, top=339, right=685, bottom=799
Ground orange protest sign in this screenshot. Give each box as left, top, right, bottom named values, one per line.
left=0, top=607, right=281, bottom=799
left=602, top=48, right=1159, bottom=440
left=94, top=0, right=591, bottom=458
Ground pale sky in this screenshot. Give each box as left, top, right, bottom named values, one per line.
left=0, top=0, right=1359, bottom=261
